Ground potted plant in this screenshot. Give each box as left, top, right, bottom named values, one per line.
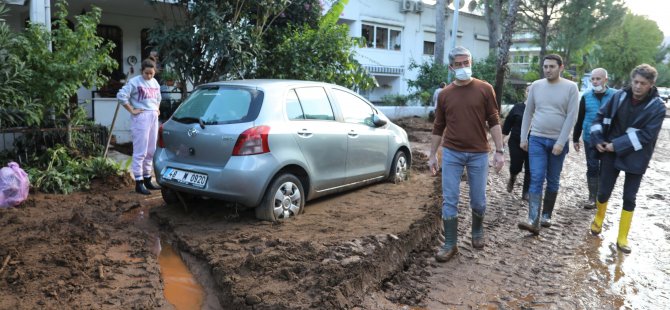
left=161, top=69, right=177, bottom=87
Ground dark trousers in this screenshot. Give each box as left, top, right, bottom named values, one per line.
left=508, top=137, right=530, bottom=194
left=597, top=153, right=643, bottom=212
left=584, top=144, right=600, bottom=178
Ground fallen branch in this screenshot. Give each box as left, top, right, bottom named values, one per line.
left=0, top=255, right=11, bottom=275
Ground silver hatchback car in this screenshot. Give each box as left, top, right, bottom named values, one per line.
left=154, top=80, right=411, bottom=221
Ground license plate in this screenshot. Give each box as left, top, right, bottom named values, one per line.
left=162, top=168, right=208, bottom=188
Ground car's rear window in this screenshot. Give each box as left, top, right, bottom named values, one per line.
left=172, top=86, right=263, bottom=124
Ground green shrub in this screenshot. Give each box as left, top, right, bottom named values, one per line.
left=379, top=94, right=410, bottom=106
left=26, top=146, right=125, bottom=194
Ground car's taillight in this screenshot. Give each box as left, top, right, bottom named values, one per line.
left=232, top=126, right=270, bottom=155
left=158, top=123, right=165, bottom=148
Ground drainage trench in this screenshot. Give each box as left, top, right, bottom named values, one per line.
left=121, top=201, right=219, bottom=309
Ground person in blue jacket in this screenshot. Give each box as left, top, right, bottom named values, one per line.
left=589, top=64, right=666, bottom=254
left=572, top=68, right=617, bottom=209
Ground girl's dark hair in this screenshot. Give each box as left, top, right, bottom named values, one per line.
left=141, top=56, right=157, bottom=71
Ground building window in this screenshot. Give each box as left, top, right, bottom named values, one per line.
left=423, top=41, right=435, bottom=55
left=96, top=25, right=123, bottom=97
left=361, top=23, right=401, bottom=50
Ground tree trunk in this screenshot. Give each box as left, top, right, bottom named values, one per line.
left=494, top=0, right=520, bottom=109
left=537, top=5, right=550, bottom=78
left=435, top=0, right=447, bottom=65
left=484, top=1, right=497, bottom=52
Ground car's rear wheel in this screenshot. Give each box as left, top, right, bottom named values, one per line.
left=161, top=187, right=179, bottom=205
left=256, top=173, right=305, bottom=221
left=161, top=187, right=192, bottom=206
left=389, top=150, right=408, bottom=184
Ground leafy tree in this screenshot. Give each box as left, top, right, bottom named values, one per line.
left=0, top=3, right=42, bottom=128
left=18, top=0, right=116, bottom=145
left=518, top=0, right=565, bottom=76
left=407, top=60, right=450, bottom=106
left=595, top=13, right=664, bottom=86
left=149, top=0, right=297, bottom=95
left=256, top=0, right=374, bottom=91
left=553, top=0, right=625, bottom=69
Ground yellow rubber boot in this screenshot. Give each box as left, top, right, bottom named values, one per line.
left=590, top=201, right=608, bottom=235
left=617, top=210, right=634, bottom=253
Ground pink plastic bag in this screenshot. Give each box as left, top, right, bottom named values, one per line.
left=0, top=162, right=30, bottom=208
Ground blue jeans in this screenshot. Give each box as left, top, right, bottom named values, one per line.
left=441, top=147, right=489, bottom=218
left=584, top=143, right=600, bottom=178
left=528, top=136, right=569, bottom=194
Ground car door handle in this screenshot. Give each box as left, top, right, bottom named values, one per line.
left=348, top=130, right=358, bottom=138
left=297, top=129, right=313, bottom=138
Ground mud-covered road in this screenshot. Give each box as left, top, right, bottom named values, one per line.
left=1, top=117, right=668, bottom=309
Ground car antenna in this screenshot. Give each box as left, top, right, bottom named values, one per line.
left=199, top=118, right=205, bottom=129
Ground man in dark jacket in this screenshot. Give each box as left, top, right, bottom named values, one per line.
left=589, top=64, right=666, bottom=254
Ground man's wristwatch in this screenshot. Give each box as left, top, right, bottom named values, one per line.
left=496, top=148, right=505, bottom=154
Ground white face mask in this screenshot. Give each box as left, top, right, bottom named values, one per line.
left=592, top=85, right=603, bottom=92
left=454, top=67, right=472, bottom=81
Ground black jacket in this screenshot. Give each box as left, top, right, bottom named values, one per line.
left=590, top=87, right=665, bottom=174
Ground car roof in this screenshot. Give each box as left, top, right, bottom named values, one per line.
left=200, top=79, right=334, bottom=90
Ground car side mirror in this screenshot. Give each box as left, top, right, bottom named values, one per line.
left=371, top=114, right=387, bottom=127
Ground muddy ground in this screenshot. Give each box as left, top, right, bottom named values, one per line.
left=1, top=117, right=668, bottom=309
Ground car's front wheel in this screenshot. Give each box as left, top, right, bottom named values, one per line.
left=389, top=150, right=409, bottom=184
left=256, top=173, right=305, bottom=221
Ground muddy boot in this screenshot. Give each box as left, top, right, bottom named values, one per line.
left=616, top=210, right=634, bottom=254
left=518, top=192, right=542, bottom=235
left=143, top=176, right=161, bottom=190
left=541, top=191, right=558, bottom=228
left=590, top=200, right=608, bottom=235
left=435, top=216, right=458, bottom=262
left=471, top=210, right=485, bottom=249
left=506, top=174, right=517, bottom=193
left=135, top=180, right=151, bottom=195
left=584, top=177, right=598, bottom=209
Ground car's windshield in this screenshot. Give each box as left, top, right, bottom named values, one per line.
left=172, top=86, right=264, bottom=124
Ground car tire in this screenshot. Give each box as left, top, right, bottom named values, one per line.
left=256, top=173, right=305, bottom=222
left=389, top=150, right=409, bottom=184
left=161, top=187, right=179, bottom=205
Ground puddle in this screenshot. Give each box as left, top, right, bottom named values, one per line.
left=159, top=241, right=206, bottom=309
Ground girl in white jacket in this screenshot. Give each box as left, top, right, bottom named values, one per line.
left=116, top=56, right=162, bottom=195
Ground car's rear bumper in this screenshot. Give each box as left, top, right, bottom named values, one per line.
left=153, top=148, right=276, bottom=207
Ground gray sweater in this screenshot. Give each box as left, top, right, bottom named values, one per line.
left=520, top=77, right=579, bottom=147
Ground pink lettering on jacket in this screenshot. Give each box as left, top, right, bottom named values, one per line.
left=138, top=86, right=160, bottom=101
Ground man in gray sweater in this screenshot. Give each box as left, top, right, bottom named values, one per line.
left=518, top=54, right=580, bottom=235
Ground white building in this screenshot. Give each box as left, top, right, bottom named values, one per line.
left=340, top=0, right=490, bottom=103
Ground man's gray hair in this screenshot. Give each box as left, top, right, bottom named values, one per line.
left=630, top=64, right=657, bottom=83
left=591, top=68, right=608, bottom=79
left=448, top=46, right=472, bottom=65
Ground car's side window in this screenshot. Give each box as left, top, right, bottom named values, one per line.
left=286, top=89, right=305, bottom=120
left=333, top=89, right=375, bottom=126
left=294, top=87, right=335, bottom=121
